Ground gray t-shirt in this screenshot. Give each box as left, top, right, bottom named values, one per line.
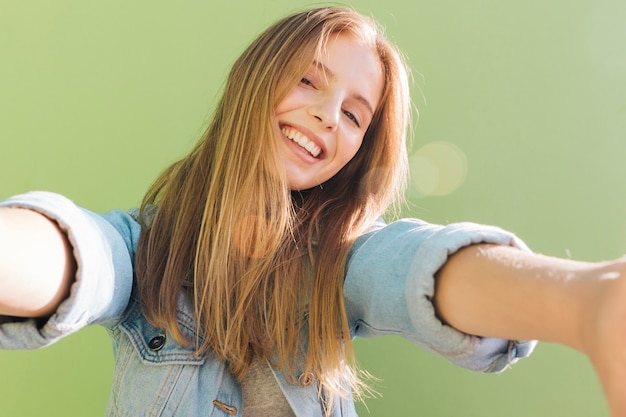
left=241, top=357, right=298, bottom=417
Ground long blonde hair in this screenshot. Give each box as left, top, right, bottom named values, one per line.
left=136, top=6, right=410, bottom=405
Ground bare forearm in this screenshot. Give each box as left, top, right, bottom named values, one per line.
left=434, top=244, right=614, bottom=352
left=434, top=244, right=626, bottom=416
left=0, top=208, right=75, bottom=317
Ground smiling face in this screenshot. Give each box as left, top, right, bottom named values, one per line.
left=274, top=34, right=384, bottom=190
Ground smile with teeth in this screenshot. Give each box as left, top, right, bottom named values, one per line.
left=281, top=126, right=322, bottom=158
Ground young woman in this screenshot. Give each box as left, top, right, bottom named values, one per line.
left=1, top=6, right=626, bottom=417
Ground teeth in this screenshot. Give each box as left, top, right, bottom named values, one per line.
left=281, top=127, right=321, bottom=158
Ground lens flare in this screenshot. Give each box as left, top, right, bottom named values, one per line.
left=408, top=141, right=468, bottom=197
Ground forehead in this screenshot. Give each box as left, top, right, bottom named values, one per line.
left=315, top=33, right=384, bottom=109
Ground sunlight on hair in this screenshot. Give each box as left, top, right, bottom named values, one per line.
left=232, top=214, right=275, bottom=258
left=358, top=166, right=388, bottom=200
left=408, top=141, right=467, bottom=197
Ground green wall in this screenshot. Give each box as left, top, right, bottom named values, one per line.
left=1, top=0, right=625, bottom=415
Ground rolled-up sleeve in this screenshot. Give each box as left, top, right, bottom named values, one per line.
left=344, top=218, right=537, bottom=373
left=0, top=191, right=138, bottom=349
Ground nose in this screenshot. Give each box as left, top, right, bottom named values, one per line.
left=309, top=96, right=340, bottom=131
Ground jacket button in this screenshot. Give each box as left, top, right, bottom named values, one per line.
left=298, top=372, right=315, bottom=387
left=148, top=334, right=166, bottom=351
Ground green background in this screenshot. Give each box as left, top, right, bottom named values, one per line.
left=1, top=0, right=625, bottom=415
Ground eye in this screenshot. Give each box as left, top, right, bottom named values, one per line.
left=343, top=110, right=361, bottom=128
left=300, top=77, right=315, bottom=87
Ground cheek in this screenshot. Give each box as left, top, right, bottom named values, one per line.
left=275, top=87, right=302, bottom=115
left=339, top=134, right=364, bottom=165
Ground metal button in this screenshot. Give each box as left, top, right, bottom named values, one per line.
left=148, top=334, right=166, bottom=351
left=298, top=372, right=315, bottom=387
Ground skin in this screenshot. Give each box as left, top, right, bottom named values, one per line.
left=2, top=33, right=626, bottom=417
left=274, top=34, right=383, bottom=191
left=435, top=244, right=626, bottom=416
left=0, top=208, right=74, bottom=317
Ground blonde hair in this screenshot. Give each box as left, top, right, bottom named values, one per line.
left=136, top=6, right=410, bottom=409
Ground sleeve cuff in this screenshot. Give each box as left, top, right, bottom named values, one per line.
left=0, top=191, right=134, bottom=349
left=405, top=221, right=536, bottom=372
left=346, top=219, right=537, bottom=373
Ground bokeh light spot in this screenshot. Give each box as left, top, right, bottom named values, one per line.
left=408, top=141, right=468, bottom=197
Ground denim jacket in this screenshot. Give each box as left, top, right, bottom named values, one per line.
left=0, top=192, right=536, bottom=416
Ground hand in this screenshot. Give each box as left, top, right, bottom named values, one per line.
left=580, top=258, right=626, bottom=417
left=436, top=245, right=626, bottom=416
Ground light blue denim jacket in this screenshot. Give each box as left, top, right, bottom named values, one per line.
left=0, top=192, right=536, bottom=416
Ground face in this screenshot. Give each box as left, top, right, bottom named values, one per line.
left=274, top=34, right=384, bottom=190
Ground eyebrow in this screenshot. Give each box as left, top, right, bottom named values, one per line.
left=312, top=60, right=376, bottom=116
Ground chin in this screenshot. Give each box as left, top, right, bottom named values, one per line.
left=287, top=177, right=322, bottom=191
left=288, top=182, right=316, bottom=191
left=284, top=169, right=315, bottom=191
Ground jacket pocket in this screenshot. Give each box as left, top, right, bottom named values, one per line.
left=119, top=303, right=205, bottom=366
left=106, top=302, right=223, bottom=417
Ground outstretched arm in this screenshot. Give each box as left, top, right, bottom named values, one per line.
left=0, top=207, right=75, bottom=317
left=435, top=244, right=626, bottom=416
